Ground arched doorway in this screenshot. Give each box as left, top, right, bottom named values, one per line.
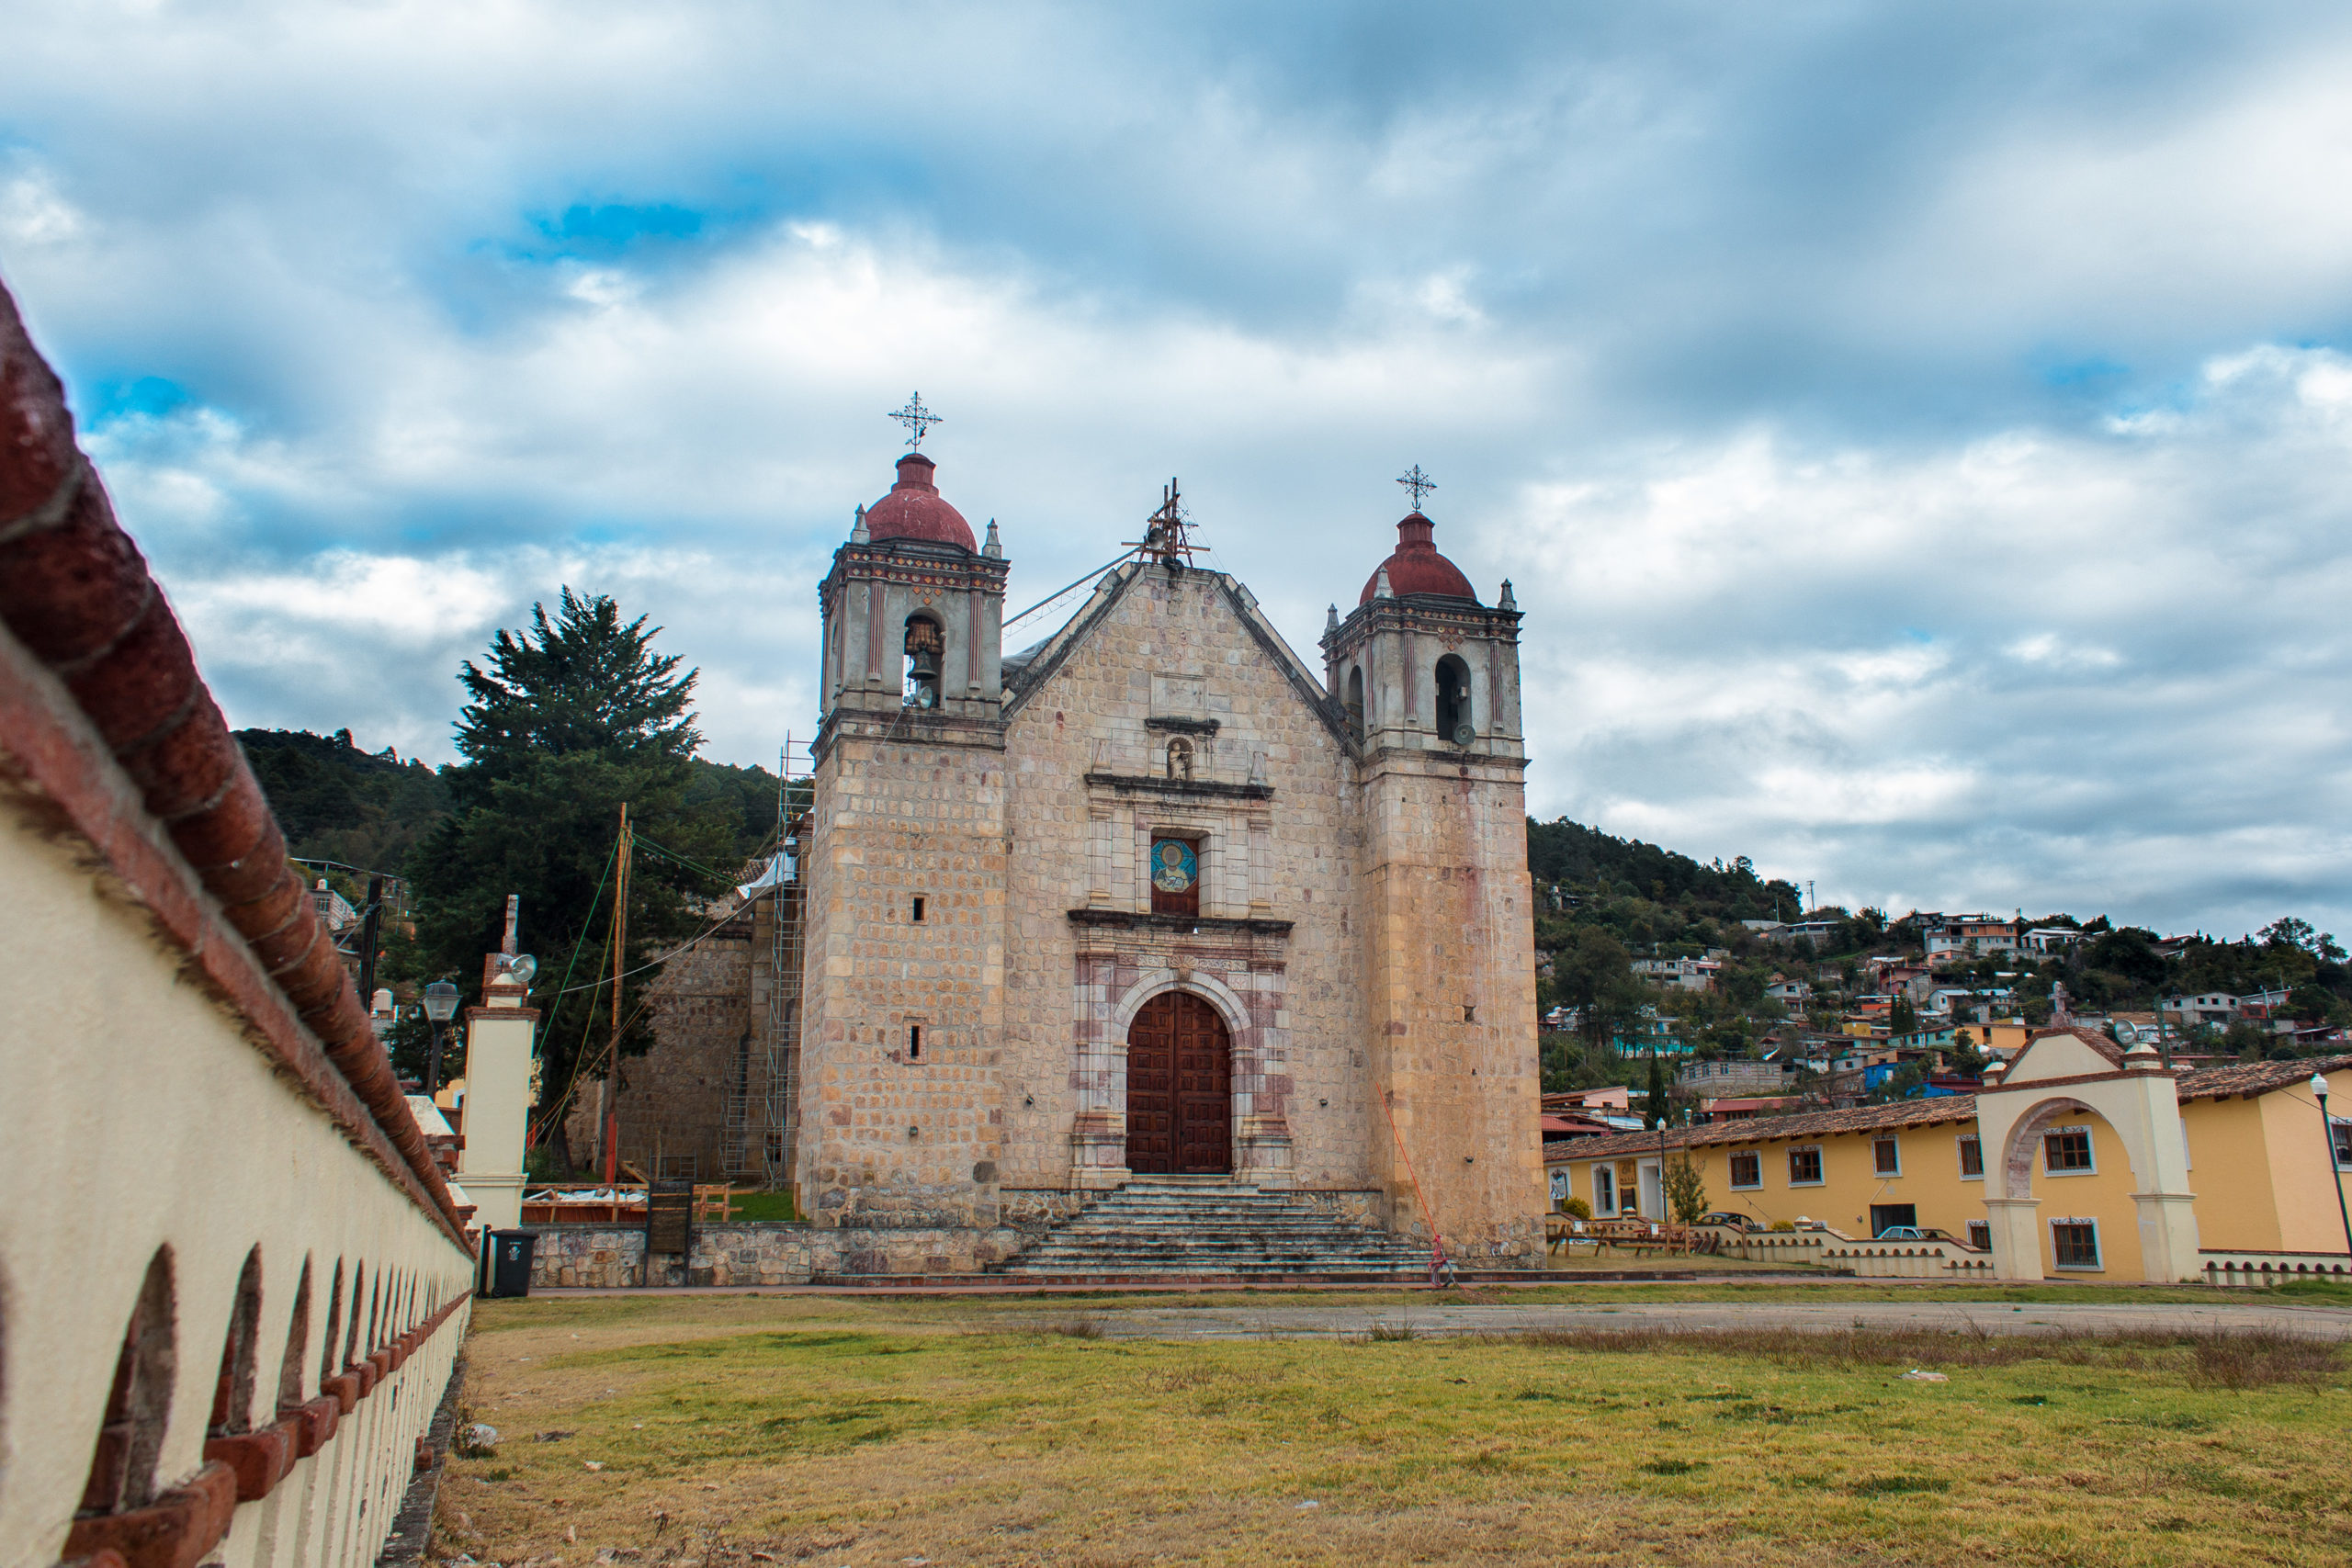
left=1125, top=991, right=1232, bottom=1174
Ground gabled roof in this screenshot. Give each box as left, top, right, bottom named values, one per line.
left=1001, top=560, right=1353, bottom=749
left=2000, top=1025, right=2127, bottom=1081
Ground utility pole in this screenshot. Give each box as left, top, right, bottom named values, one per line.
left=601, top=804, right=632, bottom=1184
left=355, top=874, right=385, bottom=1021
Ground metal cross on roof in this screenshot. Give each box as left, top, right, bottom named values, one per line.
left=889, top=391, right=943, bottom=450
left=1396, top=464, right=1436, bottom=511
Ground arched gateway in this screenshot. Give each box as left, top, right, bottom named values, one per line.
left=1125, top=991, right=1232, bottom=1174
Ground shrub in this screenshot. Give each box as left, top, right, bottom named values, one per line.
left=1563, top=1197, right=1592, bottom=1220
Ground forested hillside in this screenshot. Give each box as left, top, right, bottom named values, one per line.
left=236, top=728, right=450, bottom=872
left=238, top=727, right=786, bottom=877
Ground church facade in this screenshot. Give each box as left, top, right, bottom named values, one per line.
left=792, top=449, right=1545, bottom=1262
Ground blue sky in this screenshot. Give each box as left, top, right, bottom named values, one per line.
left=5, top=1, right=2351, bottom=937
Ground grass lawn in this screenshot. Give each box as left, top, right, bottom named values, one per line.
left=441, top=1293, right=2351, bottom=1567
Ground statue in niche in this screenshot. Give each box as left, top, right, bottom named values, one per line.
left=1166, top=737, right=1194, bottom=781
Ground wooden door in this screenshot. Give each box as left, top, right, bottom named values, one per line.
left=1125, top=991, right=1230, bottom=1174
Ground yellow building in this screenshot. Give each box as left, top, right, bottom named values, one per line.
left=1549, top=1030, right=2351, bottom=1283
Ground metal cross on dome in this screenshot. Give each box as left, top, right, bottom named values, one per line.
left=1396, top=464, right=1436, bottom=511
left=889, top=392, right=943, bottom=450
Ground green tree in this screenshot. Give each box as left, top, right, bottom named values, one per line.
left=403, top=589, right=739, bottom=1171
left=1551, top=927, right=1645, bottom=1051
left=1662, top=1156, right=1708, bottom=1224
left=1644, top=1052, right=1668, bottom=1130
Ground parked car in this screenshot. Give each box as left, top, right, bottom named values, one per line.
left=1696, top=1212, right=1759, bottom=1231
left=1873, top=1225, right=1953, bottom=1242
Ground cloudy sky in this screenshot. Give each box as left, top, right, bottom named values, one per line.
left=6, top=1, right=2351, bottom=937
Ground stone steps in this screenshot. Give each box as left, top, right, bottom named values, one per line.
left=992, top=1179, right=1434, bottom=1280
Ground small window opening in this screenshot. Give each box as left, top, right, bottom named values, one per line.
left=1957, top=1135, right=1984, bottom=1178
left=343, top=1265, right=364, bottom=1369
left=911, top=896, right=926, bottom=923
left=209, top=1247, right=265, bottom=1436
left=2052, top=1220, right=2101, bottom=1269
left=902, top=615, right=944, bottom=708
left=909, top=1024, right=923, bottom=1061
left=2043, top=1127, right=2095, bottom=1173
left=1729, top=1151, right=1761, bottom=1190
left=1166, top=737, right=1194, bottom=781
left=1966, top=1220, right=1992, bottom=1251
left=1872, top=1137, right=1900, bottom=1177
left=82, top=1247, right=176, bottom=1517
left=1345, top=666, right=1365, bottom=741
left=277, top=1258, right=312, bottom=1412
left=1434, top=654, right=1473, bottom=746
left=320, top=1262, right=343, bottom=1382
left=1463, top=1003, right=1476, bottom=1023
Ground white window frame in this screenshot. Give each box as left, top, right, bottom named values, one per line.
left=2331, top=1117, right=2352, bottom=1172
left=1956, top=1134, right=1984, bottom=1181
left=1965, top=1219, right=1991, bottom=1251
left=1549, top=1168, right=1570, bottom=1204
left=1592, top=1165, right=1616, bottom=1214
left=1871, top=1135, right=1903, bottom=1179
left=1787, top=1145, right=1826, bottom=1188
left=1728, top=1149, right=1763, bottom=1191
left=2042, top=1124, right=2098, bottom=1177
left=2049, top=1216, right=2102, bottom=1270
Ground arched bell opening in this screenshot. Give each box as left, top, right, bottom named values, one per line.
left=902, top=614, right=944, bottom=709
left=1434, top=654, right=1473, bottom=746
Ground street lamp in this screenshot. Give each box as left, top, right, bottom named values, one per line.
left=422, top=981, right=461, bottom=1098
left=2316, top=1075, right=2352, bottom=1258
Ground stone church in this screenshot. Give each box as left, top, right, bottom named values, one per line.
left=783, top=446, right=1547, bottom=1262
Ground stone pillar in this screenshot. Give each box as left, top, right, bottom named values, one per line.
left=2133, top=1192, right=2203, bottom=1283
left=2120, top=1044, right=2200, bottom=1280
left=456, top=959, right=540, bottom=1231
left=1983, top=1195, right=2042, bottom=1280
left=1069, top=950, right=1126, bottom=1186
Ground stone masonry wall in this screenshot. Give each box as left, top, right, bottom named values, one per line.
left=528, top=1221, right=1025, bottom=1288
left=797, top=718, right=1008, bottom=1229
left=997, top=565, right=1375, bottom=1191
left=1362, top=750, right=1546, bottom=1261
left=561, top=914, right=753, bottom=1180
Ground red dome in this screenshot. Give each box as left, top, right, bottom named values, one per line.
left=1359, top=513, right=1478, bottom=604
left=864, top=453, right=976, bottom=550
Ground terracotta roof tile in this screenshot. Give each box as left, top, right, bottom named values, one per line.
left=1543, top=1095, right=1978, bottom=1163
left=2175, top=1053, right=2352, bottom=1100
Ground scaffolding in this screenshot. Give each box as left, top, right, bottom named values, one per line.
left=723, top=736, right=812, bottom=1189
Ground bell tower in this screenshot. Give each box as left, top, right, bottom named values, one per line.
left=798, top=421, right=1011, bottom=1237
left=1325, top=491, right=1544, bottom=1264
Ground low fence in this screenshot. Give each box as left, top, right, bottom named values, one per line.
left=1820, top=1238, right=1996, bottom=1278
left=2199, top=1250, right=2352, bottom=1288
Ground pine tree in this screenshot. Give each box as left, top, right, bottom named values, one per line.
left=402, top=589, right=740, bottom=1171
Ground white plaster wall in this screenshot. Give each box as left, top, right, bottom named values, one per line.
left=0, top=797, right=476, bottom=1568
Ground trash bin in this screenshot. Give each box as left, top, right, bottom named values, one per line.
left=485, top=1230, right=537, bottom=1298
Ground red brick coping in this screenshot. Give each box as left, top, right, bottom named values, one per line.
left=0, top=276, right=468, bottom=1246
left=62, top=1292, right=471, bottom=1568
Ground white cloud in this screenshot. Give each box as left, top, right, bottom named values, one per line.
left=7, top=1, right=2352, bottom=939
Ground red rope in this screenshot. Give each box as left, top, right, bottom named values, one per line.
left=1380, top=1089, right=1447, bottom=1280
